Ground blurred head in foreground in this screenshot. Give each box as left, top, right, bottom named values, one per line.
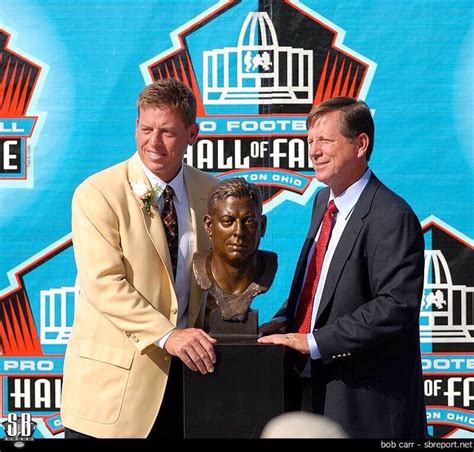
left=260, top=412, right=349, bottom=439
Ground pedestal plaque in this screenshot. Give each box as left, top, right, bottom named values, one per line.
left=183, top=343, right=287, bottom=438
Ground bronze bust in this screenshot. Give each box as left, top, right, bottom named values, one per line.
left=193, top=178, right=277, bottom=341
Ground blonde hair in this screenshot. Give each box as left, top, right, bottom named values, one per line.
left=137, top=78, right=197, bottom=127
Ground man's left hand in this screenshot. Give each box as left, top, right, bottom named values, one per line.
left=258, top=333, right=309, bottom=353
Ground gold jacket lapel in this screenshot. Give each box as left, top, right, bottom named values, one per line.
left=127, top=154, right=174, bottom=281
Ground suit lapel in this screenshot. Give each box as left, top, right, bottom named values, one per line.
left=183, top=165, right=211, bottom=327
left=127, top=153, right=174, bottom=280
left=315, top=174, right=381, bottom=323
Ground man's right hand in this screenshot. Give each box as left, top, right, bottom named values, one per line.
left=164, top=328, right=217, bottom=374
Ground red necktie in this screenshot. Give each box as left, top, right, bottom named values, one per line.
left=294, top=200, right=338, bottom=334
left=161, top=185, right=179, bottom=280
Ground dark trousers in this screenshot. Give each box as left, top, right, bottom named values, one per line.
left=64, top=358, right=184, bottom=439
left=286, top=370, right=313, bottom=413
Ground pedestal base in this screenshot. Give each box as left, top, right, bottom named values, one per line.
left=183, top=343, right=286, bottom=438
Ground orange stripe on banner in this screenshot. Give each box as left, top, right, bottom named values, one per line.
left=2, top=302, right=19, bottom=354
left=164, top=63, right=171, bottom=79
left=23, top=292, right=42, bottom=355
left=323, top=55, right=338, bottom=101
left=157, top=66, right=163, bottom=79
left=185, top=52, right=205, bottom=116
left=341, top=62, right=352, bottom=96
left=0, top=57, right=12, bottom=112
left=313, top=51, right=330, bottom=105
left=2, top=61, right=18, bottom=116
left=10, top=297, right=27, bottom=354
left=332, top=59, right=345, bottom=97
left=348, top=67, right=359, bottom=97
left=179, top=56, right=190, bottom=86
left=16, top=69, right=32, bottom=115
left=0, top=309, right=13, bottom=355
left=17, top=293, right=36, bottom=354
left=171, top=60, right=179, bottom=79
left=10, top=64, right=25, bottom=115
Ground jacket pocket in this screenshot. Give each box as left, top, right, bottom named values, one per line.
left=72, top=339, right=135, bottom=424
left=78, top=339, right=134, bottom=369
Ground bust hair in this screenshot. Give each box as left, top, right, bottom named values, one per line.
left=208, top=178, right=263, bottom=216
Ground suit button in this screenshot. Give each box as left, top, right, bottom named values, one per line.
left=164, top=355, right=170, bottom=362
left=132, top=335, right=139, bottom=343
left=332, top=355, right=336, bottom=359
left=125, top=331, right=131, bottom=337
left=171, top=308, right=177, bottom=315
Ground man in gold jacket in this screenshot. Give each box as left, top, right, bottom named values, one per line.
left=61, top=78, right=218, bottom=438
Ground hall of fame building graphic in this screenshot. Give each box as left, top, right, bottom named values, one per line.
left=421, top=217, right=474, bottom=438
left=203, top=11, right=313, bottom=105
left=140, top=0, right=376, bottom=210
left=0, top=25, right=48, bottom=188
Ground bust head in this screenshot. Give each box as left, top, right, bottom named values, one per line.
left=193, top=178, right=277, bottom=339
left=204, top=178, right=267, bottom=270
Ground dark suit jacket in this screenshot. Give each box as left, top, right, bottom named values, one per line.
left=287, top=173, right=427, bottom=438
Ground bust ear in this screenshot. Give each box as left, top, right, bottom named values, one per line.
left=260, top=215, right=267, bottom=238
left=204, top=215, right=212, bottom=237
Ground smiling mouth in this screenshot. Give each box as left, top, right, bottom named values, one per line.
left=313, top=161, right=329, bottom=169
left=147, top=150, right=166, bottom=157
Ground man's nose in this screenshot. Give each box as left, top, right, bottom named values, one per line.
left=309, top=140, right=322, bottom=157
left=150, top=130, right=163, bottom=147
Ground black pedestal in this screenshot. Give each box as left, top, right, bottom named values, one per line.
left=183, top=343, right=286, bottom=438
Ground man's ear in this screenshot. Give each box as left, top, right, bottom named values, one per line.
left=187, top=122, right=200, bottom=146
left=356, top=133, right=369, bottom=160
left=260, top=215, right=267, bottom=238
left=135, top=117, right=139, bottom=140
left=204, top=215, right=212, bottom=237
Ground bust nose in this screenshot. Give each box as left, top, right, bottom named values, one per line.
left=233, top=220, right=244, bottom=237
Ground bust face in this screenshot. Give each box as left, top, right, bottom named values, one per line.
left=204, top=196, right=266, bottom=267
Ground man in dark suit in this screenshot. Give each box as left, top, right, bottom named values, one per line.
left=259, top=97, right=427, bottom=438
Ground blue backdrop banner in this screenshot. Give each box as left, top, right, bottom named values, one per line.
left=0, top=0, right=473, bottom=439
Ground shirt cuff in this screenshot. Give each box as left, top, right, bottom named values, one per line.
left=307, top=332, right=321, bottom=360
left=156, top=328, right=175, bottom=349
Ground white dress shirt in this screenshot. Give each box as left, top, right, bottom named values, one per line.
left=140, top=160, right=194, bottom=347
left=300, top=169, right=372, bottom=374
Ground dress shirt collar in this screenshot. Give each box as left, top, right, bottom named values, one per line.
left=329, top=168, right=372, bottom=219
left=139, top=158, right=185, bottom=203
